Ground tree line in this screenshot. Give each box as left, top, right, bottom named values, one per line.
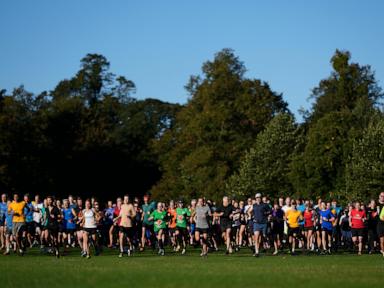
left=1, top=49, right=383, bottom=202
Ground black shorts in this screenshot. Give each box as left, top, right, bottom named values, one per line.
left=143, top=223, right=154, bottom=229
left=377, top=222, right=384, bottom=238
left=303, top=226, right=314, bottom=232
left=220, top=219, right=232, bottom=231
left=48, top=225, right=59, bottom=237
left=176, top=226, right=188, bottom=237
left=168, top=227, right=176, bottom=234
left=83, top=227, right=97, bottom=235
left=351, top=228, right=364, bottom=238
left=26, top=222, right=35, bottom=234
left=196, top=227, right=209, bottom=234
left=119, top=226, right=134, bottom=238
left=288, top=227, right=300, bottom=236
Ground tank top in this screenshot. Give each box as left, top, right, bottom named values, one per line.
left=83, top=209, right=96, bottom=228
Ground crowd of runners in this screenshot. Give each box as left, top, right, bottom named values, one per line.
left=0, top=191, right=384, bottom=258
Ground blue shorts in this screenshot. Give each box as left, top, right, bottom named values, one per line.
left=253, top=223, right=267, bottom=236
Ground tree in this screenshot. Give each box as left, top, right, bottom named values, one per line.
left=290, top=50, right=383, bottom=199
left=151, top=49, right=288, bottom=201
left=227, top=113, right=298, bottom=198
left=345, top=116, right=384, bottom=201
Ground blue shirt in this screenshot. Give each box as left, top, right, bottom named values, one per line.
left=0, top=202, right=7, bottom=224
left=319, top=209, right=334, bottom=231
left=63, top=208, right=76, bottom=230
left=297, top=204, right=306, bottom=225
left=24, top=202, right=34, bottom=223
left=104, top=207, right=115, bottom=225
left=6, top=209, right=13, bottom=228
left=252, top=203, right=271, bottom=224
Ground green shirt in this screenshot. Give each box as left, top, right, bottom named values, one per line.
left=176, top=207, right=190, bottom=228
left=142, top=201, right=156, bottom=225
left=380, top=206, right=384, bottom=221
left=151, top=210, right=167, bottom=231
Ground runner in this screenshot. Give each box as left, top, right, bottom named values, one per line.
left=31, top=195, right=43, bottom=247
left=141, top=195, right=156, bottom=251
left=194, top=198, right=211, bottom=257
left=23, top=194, right=34, bottom=248
left=46, top=196, right=61, bottom=258
left=376, top=192, right=384, bottom=256
left=8, top=193, right=27, bottom=255
left=366, top=199, right=379, bottom=253
left=247, top=193, right=271, bottom=257
left=74, top=197, right=84, bottom=255
left=81, top=199, right=100, bottom=258
left=303, top=203, right=315, bottom=252
left=285, top=200, right=303, bottom=255
left=0, top=194, right=7, bottom=250
left=350, top=201, right=366, bottom=255
left=3, top=199, right=14, bottom=255
left=167, top=200, right=177, bottom=250
left=62, top=199, right=76, bottom=249
left=319, top=202, right=335, bottom=254
left=104, top=200, right=115, bottom=248
left=175, top=200, right=190, bottom=254
left=215, top=196, right=234, bottom=254
left=148, top=202, right=167, bottom=256
left=115, top=195, right=136, bottom=257
left=271, top=200, right=284, bottom=255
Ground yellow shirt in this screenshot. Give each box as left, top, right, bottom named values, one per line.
left=286, top=209, right=301, bottom=228
left=8, top=201, right=26, bottom=223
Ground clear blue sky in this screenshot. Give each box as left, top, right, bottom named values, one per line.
left=1, top=0, right=383, bottom=120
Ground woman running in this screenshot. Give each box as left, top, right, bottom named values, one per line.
left=81, top=199, right=100, bottom=259
left=148, top=202, right=167, bottom=256
left=303, top=203, right=315, bottom=251
left=350, top=201, right=366, bottom=255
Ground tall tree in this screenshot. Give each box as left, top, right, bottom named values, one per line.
left=151, top=49, right=288, bottom=201
left=227, top=113, right=298, bottom=198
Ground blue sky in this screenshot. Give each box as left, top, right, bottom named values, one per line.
left=1, top=0, right=383, bottom=120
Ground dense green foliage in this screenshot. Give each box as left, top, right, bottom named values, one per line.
left=1, top=49, right=383, bottom=201
left=0, top=54, right=180, bottom=200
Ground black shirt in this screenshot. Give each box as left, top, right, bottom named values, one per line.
left=47, top=206, right=61, bottom=228
left=217, top=205, right=234, bottom=221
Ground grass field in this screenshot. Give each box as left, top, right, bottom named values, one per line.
left=0, top=248, right=383, bottom=288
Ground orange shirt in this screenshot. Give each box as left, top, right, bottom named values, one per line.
left=8, top=201, right=26, bottom=223
left=168, top=208, right=177, bottom=229
left=286, top=209, right=302, bottom=228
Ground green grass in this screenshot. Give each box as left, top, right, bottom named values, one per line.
left=0, top=248, right=383, bottom=288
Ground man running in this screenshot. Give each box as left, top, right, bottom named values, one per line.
left=285, top=200, right=303, bottom=255
left=194, top=198, right=211, bottom=257
left=46, top=196, right=61, bottom=258
left=215, top=196, right=234, bottom=254
left=115, top=195, right=136, bottom=257
left=8, top=193, right=27, bottom=255
left=319, top=202, right=335, bottom=254
left=141, top=195, right=156, bottom=251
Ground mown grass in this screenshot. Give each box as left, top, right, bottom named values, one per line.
left=0, top=248, right=383, bottom=288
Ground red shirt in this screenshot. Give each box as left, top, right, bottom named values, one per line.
left=114, top=207, right=121, bottom=225
left=303, top=210, right=314, bottom=227
left=350, top=209, right=366, bottom=229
